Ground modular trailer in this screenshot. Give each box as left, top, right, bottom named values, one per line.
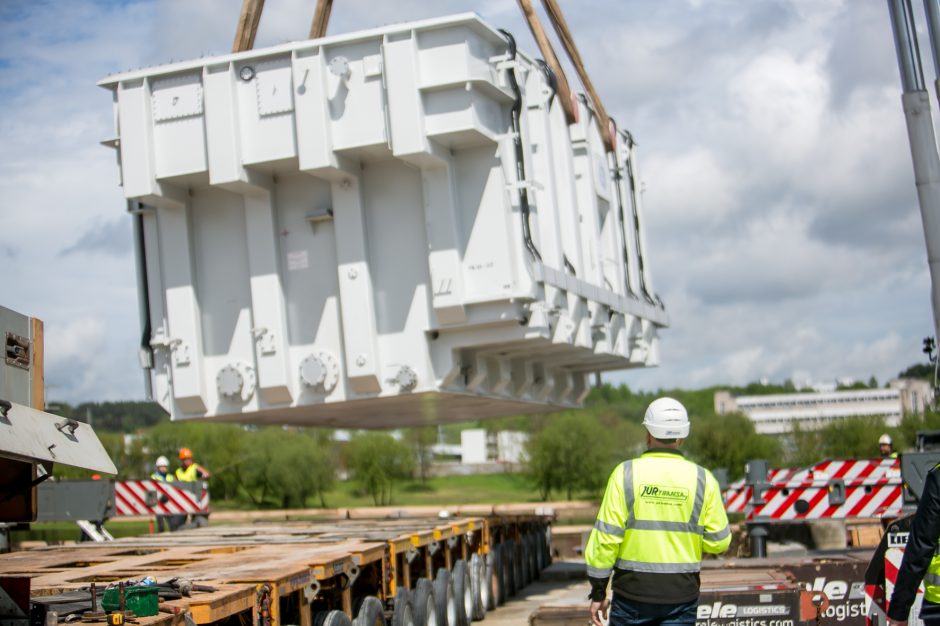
left=2, top=514, right=551, bottom=626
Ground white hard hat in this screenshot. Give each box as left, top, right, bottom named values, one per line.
left=643, top=397, right=690, bottom=439
left=879, top=434, right=892, bottom=446
left=155, top=456, right=170, bottom=467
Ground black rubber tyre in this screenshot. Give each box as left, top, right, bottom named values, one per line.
left=535, top=527, right=547, bottom=572
left=526, top=533, right=538, bottom=583
left=433, top=568, right=457, bottom=626
left=500, top=542, right=516, bottom=597
left=543, top=525, right=553, bottom=567
left=353, top=596, right=385, bottom=626
left=520, top=535, right=532, bottom=586
left=314, top=610, right=353, bottom=626
left=452, top=560, right=472, bottom=626
left=487, top=548, right=503, bottom=608
left=413, top=578, right=437, bottom=626
left=468, top=553, right=486, bottom=620
left=514, top=540, right=525, bottom=591
left=393, top=587, right=415, bottom=626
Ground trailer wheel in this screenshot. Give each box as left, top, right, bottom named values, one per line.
left=500, top=542, right=516, bottom=597
left=452, top=560, right=472, bottom=626
left=353, top=596, right=384, bottom=626
left=535, top=527, right=547, bottom=572
left=468, top=553, right=486, bottom=620
left=433, top=568, right=457, bottom=626
left=486, top=548, right=502, bottom=609
left=413, top=578, right=437, bottom=626
left=526, top=533, right=539, bottom=582
left=520, top=536, right=532, bottom=586
left=314, top=610, right=352, bottom=626
left=392, top=588, right=415, bottom=626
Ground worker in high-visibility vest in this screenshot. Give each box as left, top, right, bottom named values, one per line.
left=175, top=447, right=211, bottom=481
left=174, top=447, right=210, bottom=530
left=585, top=397, right=731, bottom=626
left=150, top=456, right=174, bottom=532
left=151, top=456, right=174, bottom=483
left=888, top=462, right=940, bottom=626
left=880, top=433, right=899, bottom=459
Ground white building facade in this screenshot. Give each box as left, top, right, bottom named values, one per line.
left=714, top=378, right=933, bottom=435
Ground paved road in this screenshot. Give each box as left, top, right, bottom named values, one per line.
left=484, top=563, right=587, bottom=625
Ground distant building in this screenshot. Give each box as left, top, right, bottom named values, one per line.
left=714, top=378, right=933, bottom=435
left=461, top=429, right=529, bottom=464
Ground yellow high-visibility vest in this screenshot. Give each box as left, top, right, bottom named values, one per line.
left=584, top=450, right=731, bottom=579
left=150, top=472, right=174, bottom=483
left=175, top=464, right=201, bottom=482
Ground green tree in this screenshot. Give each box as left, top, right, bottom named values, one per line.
left=404, top=426, right=437, bottom=483
left=899, top=363, right=934, bottom=381
left=346, top=433, right=415, bottom=505
left=785, top=416, right=891, bottom=465
left=898, top=409, right=940, bottom=450
left=526, top=412, right=617, bottom=500
left=684, top=412, right=781, bottom=479
left=267, top=430, right=337, bottom=508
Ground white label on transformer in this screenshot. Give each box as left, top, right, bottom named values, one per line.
left=287, top=250, right=309, bottom=271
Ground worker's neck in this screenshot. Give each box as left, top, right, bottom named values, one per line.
left=646, top=434, right=682, bottom=451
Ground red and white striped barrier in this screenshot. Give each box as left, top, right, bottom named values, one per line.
left=724, top=458, right=903, bottom=520
left=113, top=480, right=210, bottom=517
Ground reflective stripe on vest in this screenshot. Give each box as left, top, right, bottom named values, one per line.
left=926, top=553, right=940, bottom=603
left=151, top=472, right=174, bottom=482
left=594, top=519, right=626, bottom=537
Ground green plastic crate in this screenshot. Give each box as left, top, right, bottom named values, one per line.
left=101, top=585, right=159, bottom=617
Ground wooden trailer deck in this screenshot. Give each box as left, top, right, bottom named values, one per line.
left=2, top=514, right=553, bottom=626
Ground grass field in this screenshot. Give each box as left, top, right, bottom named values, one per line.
left=319, top=472, right=542, bottom=508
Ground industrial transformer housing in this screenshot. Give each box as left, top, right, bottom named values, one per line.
left=99, top=14, right=668, bottom=427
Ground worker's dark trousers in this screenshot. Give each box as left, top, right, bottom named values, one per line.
left=921, top=600, right=940, bottom=625
left=609, top=595, right=697, bottom=626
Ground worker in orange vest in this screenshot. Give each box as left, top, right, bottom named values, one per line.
left=175, top=447, right=211, bottom=481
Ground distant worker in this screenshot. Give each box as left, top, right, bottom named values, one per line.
left=150, top=456, right=174, bottom=532
left=175, top=447, right=211, bottom=481
left=880, top=434, right=898, bottom=459
left=173, top=448, right=211, bottom=530
left=585, top=397, right=731, bottom=626
left=887, top=462, right=940, bottom=626
left=151, top=456, right=174, bottom=482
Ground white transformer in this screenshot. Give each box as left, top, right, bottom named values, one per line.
left=99, top=14, right=668, bottom=427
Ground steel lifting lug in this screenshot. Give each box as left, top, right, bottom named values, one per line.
left=446, top=536, right=459, bottom=550
left=342, top=565, right=361, bottom=590
left=465, top=531, right=476, bottom=545
left=0, top=398, right=11, bottom=418
left=303, top=581, right=321, bottom=604
left=428, top=541, right=442, bottom=555
left=56, top=418, right=80, bottom=436
left=405, top=546, right=420, bottom=563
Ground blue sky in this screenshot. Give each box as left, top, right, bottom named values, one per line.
left=0, top=0, right=933, bottom=404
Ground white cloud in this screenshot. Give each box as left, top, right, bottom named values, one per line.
left=644, top=147, right=738, bottom=227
